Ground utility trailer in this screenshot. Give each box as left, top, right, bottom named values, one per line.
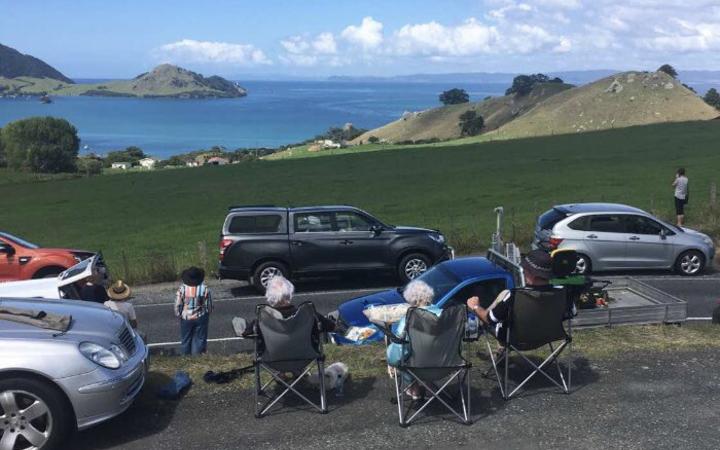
left=487, top=207, right=687, bottom=327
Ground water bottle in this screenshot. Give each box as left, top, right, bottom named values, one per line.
left=466, top=313, right=479, bottom=341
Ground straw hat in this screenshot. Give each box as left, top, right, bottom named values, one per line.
left=107, top=280, right=131, bottom=301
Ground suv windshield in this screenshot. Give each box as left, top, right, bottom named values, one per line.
left=0, top=232, right=39, bottom=249
left=538, top=209, right=567, bottom=230
left=410, top=265, right=460, bottom=304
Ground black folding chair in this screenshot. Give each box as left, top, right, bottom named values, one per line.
left=387, top=304, right=472, bottom=427
left=253, top=302, right=327, bottom=417
left=484, top=288, right=572, bottom=400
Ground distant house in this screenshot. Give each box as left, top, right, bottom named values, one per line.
left=138, top=157, right=158, bottom=169
left=318, top=139, right=341, bottom=149
left=185, top=160, right=200, bottom=167
left=206, top=156, right=230, bottom=166
left=111, top=162, right=131, bottom=170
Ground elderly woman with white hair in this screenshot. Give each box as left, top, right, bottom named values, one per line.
left=241, top=275, right=336, bottom=337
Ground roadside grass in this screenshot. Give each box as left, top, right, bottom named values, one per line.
left=2, top=120, right=720, bottom=284
left=142, top=323, right=720, bottom=398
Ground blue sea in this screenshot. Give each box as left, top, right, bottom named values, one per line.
left=0, top=81, right=507, bottom=158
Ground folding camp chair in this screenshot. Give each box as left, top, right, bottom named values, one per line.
left=253, top=302, right=327, bottom=417
left=388, top=304, right=472, bottom=427
left=483, top=288, right=572, bottom=400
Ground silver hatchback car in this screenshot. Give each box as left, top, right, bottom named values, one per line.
left=533, top=203, right=715, bottom=276
left=0, top=297, right=148, bottom=450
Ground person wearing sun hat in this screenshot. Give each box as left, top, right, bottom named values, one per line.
left=104, top=280, right=138, bottom=329
left=466, top=249, right=561, bottom=339
left=174, top=266, right=213, bottom=355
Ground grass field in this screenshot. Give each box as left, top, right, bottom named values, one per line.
left=3, top=120, right=720, bottom=283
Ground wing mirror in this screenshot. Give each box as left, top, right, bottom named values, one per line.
left=660, top=228, right=667, bottom=240
left=0, top=244, right=15, bottom=256
left=370, top=224, right=383, bottom=236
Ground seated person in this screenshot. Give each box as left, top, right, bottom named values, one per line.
left=466, top=250, right=560, bottom=341
left=241, top=275, right=335, bottom=338
left=104, top=280, right=138, bottom=329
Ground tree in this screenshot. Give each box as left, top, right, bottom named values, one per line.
left=458, top=110, right=485, bottom=137
left=3, top=117, right=79, bottom=173
left=658, top=64, right=678, bottom=78
left=104, top=146, right=147, bottom=167
left=505, top=74, right=560, bottom=96
left=704, top=88, right=720, bottom=109
left=76, top=156, right=103, bottom=176
left=439, top=88, right=470, bottom=105
left=368, top=136, right=380, bottom=144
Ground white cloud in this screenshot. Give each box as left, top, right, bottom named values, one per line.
left=279, top=32, right=340, bottom=66
left=158, top=39, right=270, bottom=65
left=637, top=19, right=720, bottom=51
left=341, top=16, right=384, bottom=50
left=313, top=32, right=338, bottom=54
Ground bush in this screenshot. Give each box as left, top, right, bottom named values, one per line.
left=458, top=110, right=485, bottom=137
left=368, top=136, right=380, bottom=144
left=658, top=64, right=678, bottom=78
left=2, top=117, right=79, bottom=173
left=76, top=157, right=103, bottom=176
left=439, top=88, right=469, bottom=105
left=704, top=88, right=720, bottom=110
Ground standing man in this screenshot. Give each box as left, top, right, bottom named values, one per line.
left=673, top=168, right=689, bottom=227
left=175, top=267, right=213, bottom=355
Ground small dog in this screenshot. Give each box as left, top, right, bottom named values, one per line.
left=307, top=362, right=349, bottom=396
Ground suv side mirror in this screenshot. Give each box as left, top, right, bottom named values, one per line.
left=0, top=244, right=15, bottom=257
left=370, top=224, right=383, bottom=236
left=660, top=228, right=667, bottom=240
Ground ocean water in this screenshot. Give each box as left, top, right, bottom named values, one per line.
left=0, top=81, right=507, bottom=158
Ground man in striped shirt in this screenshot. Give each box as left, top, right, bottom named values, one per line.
left=175, top=267, right=213, bottom=355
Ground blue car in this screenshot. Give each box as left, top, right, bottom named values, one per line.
left=336, top=257, right=517, bottom=332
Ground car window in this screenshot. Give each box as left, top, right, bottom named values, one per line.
left=294, top=213, right=334, bottom=233
left=624, top=215, right=663, bottom=235
left=409, top=266, right=459, bottom=304
left=446, top=278, right=508, bottom=308
left=228, top=214, right=282, bottom=234
left=588, top=215, right=625, bottom=233
left=568, top=216, right=590, bottom=231
left=538, top=208, right=567, bottom=230
left=0, top=232, right=39, bottom=249
left=334, top=212, right=372, bottom=232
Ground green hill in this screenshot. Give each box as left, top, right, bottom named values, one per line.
left=352, top=82, right=572, bottom=144
left=492, top=71, right=719, bottom=139
left=2, top=120, right=720, bottom=284
left=0, top=43, right=73, bottom=83
left=0, top=64, right=247, bottom=99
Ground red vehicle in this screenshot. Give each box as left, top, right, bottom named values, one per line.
left=0, top=231, right=95, bottom=282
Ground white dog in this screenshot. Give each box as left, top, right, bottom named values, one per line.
left=307, top=362, right=349, bottom=396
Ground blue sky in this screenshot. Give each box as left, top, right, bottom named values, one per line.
left=2, top=0, right=720, bottom=78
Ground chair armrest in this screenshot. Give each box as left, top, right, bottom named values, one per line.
left=378, top=323, right=408, bottom=344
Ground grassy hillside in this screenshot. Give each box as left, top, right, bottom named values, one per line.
left=0, top=65, right=247, bottom=99
left=351, top=82, right=572, bottom=144
left=2, top=120, right=720, bottom=284
left=0, top=43, right=73, bottom=83
left=493, top=71, right=719, bottom=139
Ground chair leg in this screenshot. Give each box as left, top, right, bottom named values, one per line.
left=254, top=363, right=262, bottom=418
left=503, top=346, right=510, bottom=400
left=393, top=368, right=406, bottom=427
left=317, top=359, right=328, bottom=413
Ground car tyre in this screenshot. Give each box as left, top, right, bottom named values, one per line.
left=398, top=253, right=431, bottom=284
left=574, top=254, right=592, bottom=275
left=252, top=261, right=289, bottom=293
left=675, top=250, right=705, bottom=276
left=0, top=377, right=74, bottom=450
left=32, top=266, right=66, bottom=279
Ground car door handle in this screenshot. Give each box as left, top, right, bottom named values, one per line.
left=587, top=234, right=598, bottom=239
left=291, top=241, right=303, bottom=246
left=629, top=236, right=640, bottom=241
left=341, top=240, right=354, bottom=245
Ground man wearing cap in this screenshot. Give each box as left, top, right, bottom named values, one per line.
left=466, top=250, right=561, bottom=340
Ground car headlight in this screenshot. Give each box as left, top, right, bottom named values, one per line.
left=79, top=342, right=123, bottom=369
left=429, top=233, right=446, bottom=244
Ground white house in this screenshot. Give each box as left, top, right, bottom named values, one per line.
left=206, top=156, right=230, bottom=166
left=111, top=162, right=131, bottom=170
left=138, top=157, right=157, bottom=169
left=320, top=139, right=341, bottom=149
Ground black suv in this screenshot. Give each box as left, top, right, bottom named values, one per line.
left=218, top=205, right=454, bottom=291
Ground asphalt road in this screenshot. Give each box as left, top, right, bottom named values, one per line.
left=133, top=272, right=720, bottom=353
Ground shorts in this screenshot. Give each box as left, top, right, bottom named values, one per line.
left=675, top=197, right=687, bottom=215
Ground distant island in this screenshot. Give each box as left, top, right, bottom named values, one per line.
left=0, top=44, right=247, bottom=99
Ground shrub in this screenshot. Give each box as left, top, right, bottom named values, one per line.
left=658, top=64, right=678, bottom=78
left=704, top=88, right=720, bottom=110
left=368, top=136, right=380, bottom=144
left=459, top=110, right=485, bottom=137
left=76, top=157, right=103, bottom=176
left=3, top=116, right=79, bottom=173
left=439, top=88, right=470, bottom=105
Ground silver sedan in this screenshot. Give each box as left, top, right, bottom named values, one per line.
left=0, top=297, right=147, bottom=450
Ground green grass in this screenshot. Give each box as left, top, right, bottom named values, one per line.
left=2, top=120, right=720, bottom=284
left=144, top=323, right=720, bottom=397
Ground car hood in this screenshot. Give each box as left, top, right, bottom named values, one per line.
left=338, top=289, right=405, bottom=327
left=392, top=225, right=438, bottom=234
left=0, top=278, right=61, bottom=298
left=0, top=297, right=125, bottom=342
left=681, top=227, right=711, bottom=240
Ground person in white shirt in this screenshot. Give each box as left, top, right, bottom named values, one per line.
left=672, top=168, right=689, bottom=227
left=104, top=280, right=138, bottom=328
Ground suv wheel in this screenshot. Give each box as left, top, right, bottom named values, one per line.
left=675, top=250, right=705, bottom=276
left=398, top=253, right=430, bottom=283
left=574, top=254, right=592, bottom=275
left=252, top=261, right=289, bottom=293
left=0, top=377, right=73, bottom=450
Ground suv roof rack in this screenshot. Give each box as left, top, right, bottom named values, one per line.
left=227, top=204, right=278, bottom=210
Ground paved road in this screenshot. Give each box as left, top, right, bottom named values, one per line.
left=134, top=272, right=719, bottom=353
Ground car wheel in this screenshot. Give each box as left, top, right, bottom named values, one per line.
left=398, top=253, right=430, bottom=283
left=32, top=267, right=66, bottom=279
left=574, top=254, right=592, bottom=275
left=0, top=377, right=73, bottom=450
left=675, top=250, right=705, bottom=276
left=252, top=261, right=289, bottom=293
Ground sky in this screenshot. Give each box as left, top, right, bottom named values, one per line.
left=2, top=0, right=720, bottom=78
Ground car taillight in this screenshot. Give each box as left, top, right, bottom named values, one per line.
left=219, top=238, right=234, bottom=260
left=549, top=237, right=564, bottom=249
